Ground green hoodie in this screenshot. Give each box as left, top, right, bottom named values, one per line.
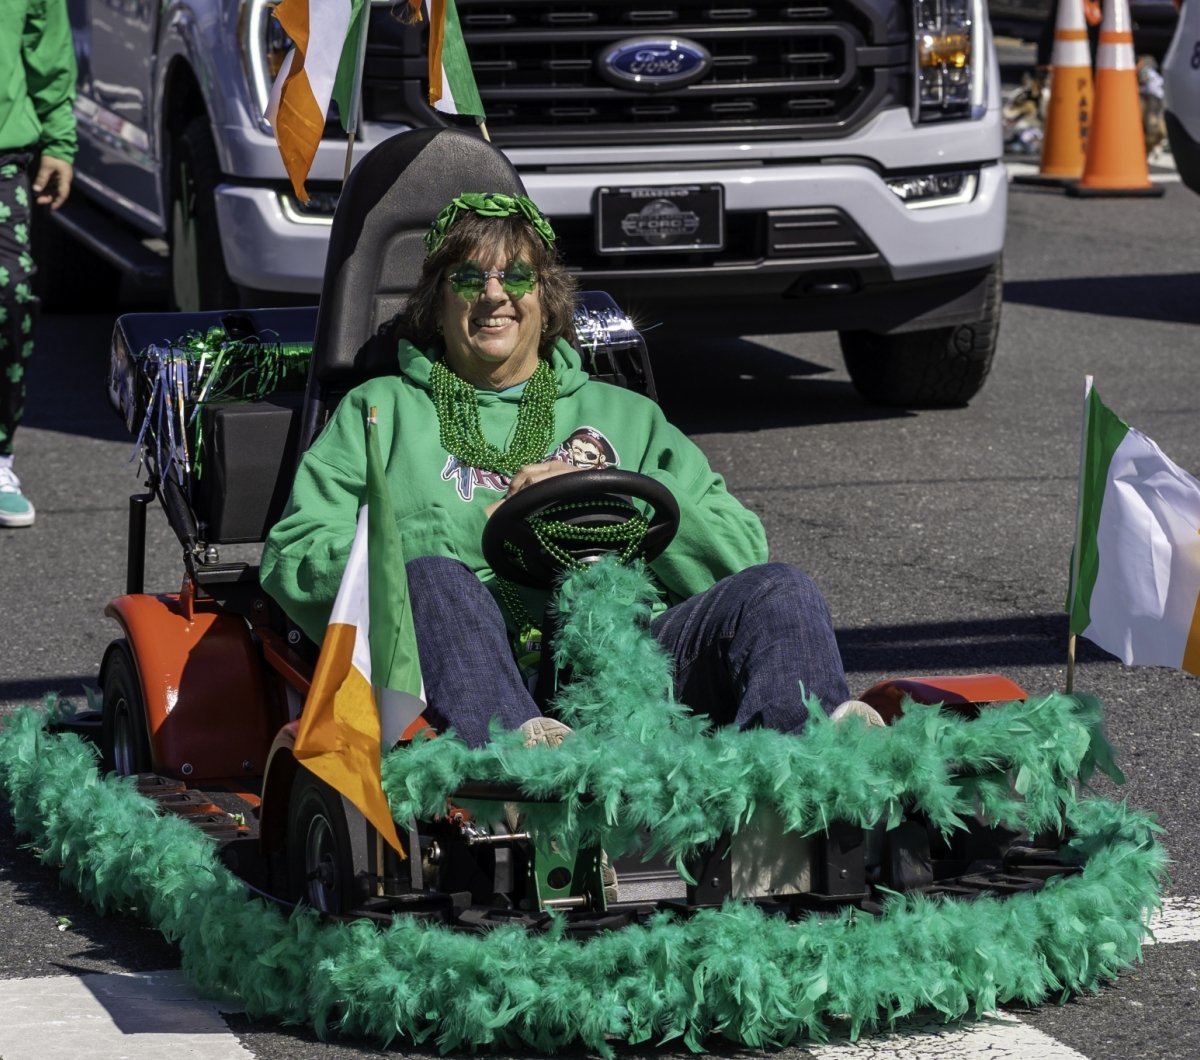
left=0, top=0, right=77, bottom=159
left=262, top=339, right=767, bottom=645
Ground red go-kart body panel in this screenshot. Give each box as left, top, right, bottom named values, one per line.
left=859, top=673, right=1029, bottom=722
left=104, top=591, right=279, bottom=782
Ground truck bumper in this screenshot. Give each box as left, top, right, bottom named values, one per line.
left=214, top=186, right=329, bottom=295
left=214, top=107, right=1007, bottom=325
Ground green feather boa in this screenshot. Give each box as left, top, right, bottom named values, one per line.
left=0, top=558, right=1166, bottom=1053
left=382, top=560, right=1130, bottom=864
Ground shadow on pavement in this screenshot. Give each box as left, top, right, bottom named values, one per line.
left=0, top=676, right=97, bottom=707
left=1004, top=273, right=1200, bottom=326
left=646, top=330, right=916, bottom=434
left=21, top=311, right=128, bottom=442
left=837, top=612, right=1114, bottom=673
left=0, top=809, right=180, bottom=976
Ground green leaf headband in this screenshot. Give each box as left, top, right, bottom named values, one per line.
left=423, top=192, right=557, bottom=256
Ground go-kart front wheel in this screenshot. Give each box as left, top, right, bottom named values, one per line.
left=287, top=767, right=356, bottom=914
left=100, top=639, right=152, bottom=776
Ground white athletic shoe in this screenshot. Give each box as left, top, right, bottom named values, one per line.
left=0, top=465, right=35, bottom=528
left=518, top=715, right=574, bottom=748
left=830, top=699, right=887, bottom=727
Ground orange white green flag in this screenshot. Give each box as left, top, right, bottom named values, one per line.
left=265, top=0, right=368, bottom=202
left=1068, top=383, right=1200, bottom=674
left=423, top=0, right=485, bottom=118
left=294, top=409, right=425, bottom=854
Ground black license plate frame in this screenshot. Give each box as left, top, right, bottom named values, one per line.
left=595, top=184, right=725, bottom=255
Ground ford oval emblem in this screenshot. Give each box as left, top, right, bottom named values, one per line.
left=596, top=37, right=712, bottom=91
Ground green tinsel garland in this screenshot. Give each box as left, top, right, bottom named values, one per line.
left=0, top=557, right=1166, bottom=1052
left=130, top=326, right=311, bottom=484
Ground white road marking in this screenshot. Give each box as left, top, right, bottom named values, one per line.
left=808, top=1012, right=1088, bottom=1058
left=0, top=970, right=253, bottom=1060
left=1146, top=895, right=1200, bottom=945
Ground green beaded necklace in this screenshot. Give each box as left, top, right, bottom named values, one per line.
left=429, top=355, right=559, bottom=670
left=430, top=356, right=558, bottom=477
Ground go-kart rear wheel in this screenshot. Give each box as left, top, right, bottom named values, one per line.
left=287, top=767, right=355, bottom=914
left=100, top=640, right=152, bottom=776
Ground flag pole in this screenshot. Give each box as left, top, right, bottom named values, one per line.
left=1065, top=374, right=1094, bottom=694
left=1066, top=633, right=1077, bottom=694
left=343, top=0, right=372, bottom=183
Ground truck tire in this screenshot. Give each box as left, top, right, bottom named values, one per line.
left=169, top=117, right=239, bottom=312
left=30, top=208, right=122, bottom=313
left=100, top=640, right=152, bottom=775
left=838, top=260, right=1002, bottom=407
left=287, top=767, right=356, bottom=914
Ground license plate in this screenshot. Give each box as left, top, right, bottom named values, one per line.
left=596, top=184, right=724, bottom=254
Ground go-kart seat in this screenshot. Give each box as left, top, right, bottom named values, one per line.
left=295, top=128, right=527, bottom=458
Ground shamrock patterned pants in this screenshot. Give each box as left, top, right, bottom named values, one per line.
left=0, top=152, right=38, bottom=458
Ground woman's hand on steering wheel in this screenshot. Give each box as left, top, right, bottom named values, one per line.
left=485, top=461, right=586, bottom=516
left=481, top=468, right=680, bottom=587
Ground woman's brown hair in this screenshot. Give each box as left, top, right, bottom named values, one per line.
left=401, top=210, right=578, bottom=355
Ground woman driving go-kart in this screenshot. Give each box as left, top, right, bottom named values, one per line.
left=0, top=130, right=1163, bottom=1055
left=261, top=192, right=870, bottom=756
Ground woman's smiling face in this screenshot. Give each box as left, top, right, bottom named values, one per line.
left=439, top=243, right=544, bottom=390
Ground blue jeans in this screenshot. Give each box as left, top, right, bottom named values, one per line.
left=407, top=556, right=850, bottom=748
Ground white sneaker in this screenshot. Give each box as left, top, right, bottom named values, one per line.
left=830, top=699, right=887, bottom=727
left=0, top=465, right=35, bottom=528
left=515, top=716, right=618, bottom=903
left=518, top=715, right=573, bottom=748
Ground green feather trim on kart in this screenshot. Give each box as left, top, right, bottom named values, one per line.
left=381, top=557, right=1128, bottom=865
left=0, top=705, right=1164, bottom=1053
left=0, top=557, right=1164, bottom=1052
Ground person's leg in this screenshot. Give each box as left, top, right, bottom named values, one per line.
left=0, top=154, right=37, bottom=528
left=651, top=562, right=850, bottom=733
left=407, top=555, right=540, bottom=747
left=0, top=155, right=36, bottom=460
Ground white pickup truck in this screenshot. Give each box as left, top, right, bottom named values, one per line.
left=45, top=0, right=1008, bottom=406
left=1164, top=0, right=1200, bottom=197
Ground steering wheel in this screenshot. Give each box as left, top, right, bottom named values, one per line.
left=481, top=469, right=680, bottom=588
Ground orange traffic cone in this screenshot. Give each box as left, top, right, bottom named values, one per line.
left=1013, top=0, right=1094, bottom=186
left=1066, top=0, right=1165, bottom=197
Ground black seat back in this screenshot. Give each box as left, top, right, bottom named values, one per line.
left=297, top=129, right=527, bottom=453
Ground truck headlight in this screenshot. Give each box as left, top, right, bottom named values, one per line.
left=914, top=0, right=986, bottom=122
left=243, top=0, right=290, bottom=135
left=886, top=169, right=978, bottom=208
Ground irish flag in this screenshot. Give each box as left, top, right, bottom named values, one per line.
left=266, top=0, right=484, bottom=201
left=294, top=410, right=425, bottom=854
left=265, top=0, right=367, bottom=203
left=1068, top=384, right=1200, bottom=674
left=424, top=0, right=485, bottom=119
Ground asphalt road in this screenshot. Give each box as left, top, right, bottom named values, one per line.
left=2, top=176, right=1199, bottom=1058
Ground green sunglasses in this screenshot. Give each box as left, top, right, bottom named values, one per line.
left=447, top=259, right=537, bottom=300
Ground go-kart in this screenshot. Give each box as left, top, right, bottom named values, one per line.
left=0, top=130, right=1163, bottom=1051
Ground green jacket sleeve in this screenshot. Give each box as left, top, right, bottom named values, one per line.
left=260, top=393, right=370, bottom=644
left=637, top=409, right=768, bottom=604
left=24, top=0, right=77, bottom=161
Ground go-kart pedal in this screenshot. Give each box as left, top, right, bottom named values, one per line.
left=511, top=715, right=619, bottom=905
